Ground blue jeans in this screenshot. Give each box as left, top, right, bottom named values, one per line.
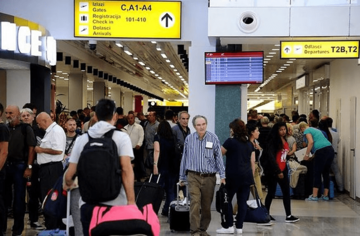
left=157, top=169, right=177, bottom=215
left=4, top=162, right=27, bottom=235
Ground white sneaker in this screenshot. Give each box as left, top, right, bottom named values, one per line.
left=216, top=226, right=234, bottom=234
left=236, top=228, right=243, bottom=234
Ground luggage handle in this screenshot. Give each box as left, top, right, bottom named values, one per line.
left=176, top=182, right=189, bottom=206
left=148, top=174, right=161, bottom=184
left=66, top=190, right=71, bottom=236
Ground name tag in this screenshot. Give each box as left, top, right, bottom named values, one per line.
left=206, top=142, right=213, bottom=149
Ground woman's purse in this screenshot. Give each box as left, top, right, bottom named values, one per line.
left=244, top=185, right=271, bottom=224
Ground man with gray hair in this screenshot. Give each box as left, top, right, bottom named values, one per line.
left=179, top=115, right=225, bottom=236
left=4, top=105, right=36, bottom=236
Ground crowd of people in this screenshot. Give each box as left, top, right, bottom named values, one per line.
left=0, top=100, right=343, bottom=236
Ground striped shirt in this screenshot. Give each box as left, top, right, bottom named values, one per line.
left=179, top=131, right=225, bottom=181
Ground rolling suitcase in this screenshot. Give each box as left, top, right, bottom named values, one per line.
left=135, top=174, right=164, bottom=214
left=38, top=190, right=71, bottom=236
left=169, top=183, right=190, bottom=232
left=292, top=173, right=306, bottom=199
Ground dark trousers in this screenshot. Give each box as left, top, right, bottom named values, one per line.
left=313, top=146, right=334, bottom=189
left=132, top=147, right=146, bottom=181
left=225, top=183, right=251, bottom=229
left=265, top=166, right=291, bottom=216
left=28, top=163, right=41, bottom=223
left=0, top=169, right=6, bottom=236
left=4, top=162, right=27, bottom=235
left=80, top=204, right=96, bottom=236
left=39, top=162, right=63, bottom=230
left=158, top=169, right=177, bottom=215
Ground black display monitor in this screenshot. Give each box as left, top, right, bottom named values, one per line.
left=205, top=51, right=264, bottom=85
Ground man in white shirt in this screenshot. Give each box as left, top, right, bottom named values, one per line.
left=35, top=112, right=66, bottom=230
left=125, top=111, right=145, bottom=181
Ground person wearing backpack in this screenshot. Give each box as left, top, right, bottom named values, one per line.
left=64, top=99, right=135, bottom=236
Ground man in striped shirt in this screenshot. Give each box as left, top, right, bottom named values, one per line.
left=179, top=115, right=226, bottom=236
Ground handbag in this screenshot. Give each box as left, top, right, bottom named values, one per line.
left=244, top=185, right=271, bottom=224
left=89, top=204, right=160, bottom=236
left=216, top=183, right=229, bottom=227
left=42, top=175, right=67, bottom=219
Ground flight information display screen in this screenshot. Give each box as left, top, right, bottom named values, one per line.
left=205, top=51, right=264, bottom=85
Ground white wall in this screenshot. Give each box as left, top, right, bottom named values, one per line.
left=6, top=70, right=30, bottom=107
left=330, top=59, right=360, bottom=198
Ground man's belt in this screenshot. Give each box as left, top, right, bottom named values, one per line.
left=187, top=170, right=216, bottom=177
left=40, top=161, right=62, bottom=167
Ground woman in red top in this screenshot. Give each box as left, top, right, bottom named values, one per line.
left=261, top=122, right=299, bottom=223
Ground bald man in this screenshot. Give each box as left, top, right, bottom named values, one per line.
left=4, top=105, right=36, bottom=236
left=35, top=112, right=66, bottom=230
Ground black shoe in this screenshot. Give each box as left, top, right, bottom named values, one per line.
left=270, top=215, right=276, bottom=221
left=161, top=211, right=168, bottom=217
left=285, top=215, right=300, bottom=223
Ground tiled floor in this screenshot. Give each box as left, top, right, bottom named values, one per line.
left=5, top=192, right=360, bottom=236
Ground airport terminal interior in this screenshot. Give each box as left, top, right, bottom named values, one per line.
left=2, top=0, right=360, bottom=235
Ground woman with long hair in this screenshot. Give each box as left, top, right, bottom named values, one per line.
left=261, top=122, right=299, bottom=223
left=153, top=120, right=176, bottom=217
left=246, top=124, right=264, bottom=203
left=216, top=119, right=254, bottom=234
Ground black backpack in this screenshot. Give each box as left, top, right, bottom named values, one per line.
left=77, top=129, right=122, bottom=204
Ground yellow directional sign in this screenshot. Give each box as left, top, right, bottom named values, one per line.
left=74, top=0, right=181, bottom=39
left=281, top=41, right=359, bottom=59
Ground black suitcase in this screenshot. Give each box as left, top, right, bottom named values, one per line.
left=292, top=173, right=306, bottom=199
left=134, top=174, right=164, bottom=214
left=169, top=183, right=190, bottom=232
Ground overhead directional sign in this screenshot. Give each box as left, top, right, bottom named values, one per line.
left=74, top=0, right=181, bottom=39
left=281, top=41, right=359, bottom=59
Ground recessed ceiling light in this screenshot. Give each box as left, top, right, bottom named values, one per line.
left=269, top=52, right=276, bottom=54
left=158, top=77, right=162, bottom=80
left=161, top=52, right=167, bottom=58
left=276, top=70, right=282, bottom=73
left=150, top=70, right=155, bottom=74
left=272, top=48, right=280, bottom=51
left=139, top=61, right=145, bottom=66
left=284, top=64, right=290, bottom=66
left=170, top=64, right=175, bottom=68
left=145, top=67, right=150, bottom=70
left=174, top=69, right=177, bottom=72
left=266, top=55, right=273, bottom=58
left=281, top=66, right=286, bottom=69
left=279, top=68, right=285, bottom=70
left=275, top=44, right=280, bottom=47
left=115, top=41, right=123, bottom=47
left=151, top=41, right=157, bottom=44
left=176, top=72, right=180, bottom=75
left=264, top=58, right=271, bottom=61
left=64, top=78, right=69, bottom=80
left=286, top=61, right=294, bottom=63
left=264, top=61, right=269, bottom=63
left=54, top=75, right=59, bottom=77
left=57, top=71, right=62, bottom=73
left=166, top=59, right=170, bottom=63
left=155, top=74, right=159, bottom=76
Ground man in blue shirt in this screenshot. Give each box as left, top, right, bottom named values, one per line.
left=179, top=115, right=225, bottom=236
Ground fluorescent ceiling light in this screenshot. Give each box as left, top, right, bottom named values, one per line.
left=284, top=64, right=290, bottom=66
left=57, top=71, right=62, bottom=73
left=269, top=52, right=276, bottom=54
left=170, top=64, right=175, bottom=68
left=266, top=55, right=273, bottom=58
left=158, top=77, right=162, bottom=80
left=156, top=44, right=161, bottom=51
left=276, top=70, right=282, bottom=72
left=115, top=41, right=123, bottom=47
left=151, top=41, right=157, bottom=44
left=174, top=69, right=177, bottom=72
left=54, top=75, right=59, bottom=77
left=161, top=52, right=167, bottom=58
left=176, top=72, right=180, bottom=75
left=155, top=74, right=159, bottom=76
left=124, top=47, right=132, bottom=56
left=272, top=48, right=280, bottom=51
left=279, top=68, right=285, bottom=70
left=166, top=59, right=170, bottom=63
left=274, top=44, right=280, bottom=47
left=139, top=61, right=145, bottom=66
left=133, top=54, right=138, bottom=60
left=264, top=61, right=269, bottom=63
left=64, top=78, right=69, bottom=81
left=150, top=70, right=155, bottom=74
left=145, top=66, right=150, bottom=70
left=281, top=66, right=286, bottom=69
left=264, top=58, right=271, bottom=61
left=286, top=61, right=294, bottom=63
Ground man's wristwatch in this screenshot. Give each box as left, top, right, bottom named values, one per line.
left=27, top=165, right=33, bottom=169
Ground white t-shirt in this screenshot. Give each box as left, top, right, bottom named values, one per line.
left=69, top=121, right=134, bottom=206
